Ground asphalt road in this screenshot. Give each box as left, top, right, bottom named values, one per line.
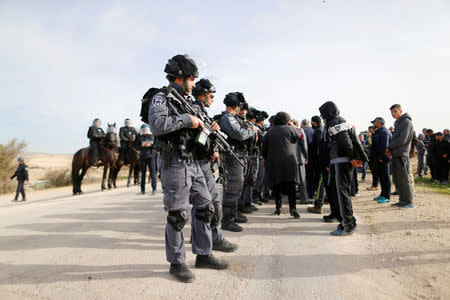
left=0, top=183, right=406, bottom=299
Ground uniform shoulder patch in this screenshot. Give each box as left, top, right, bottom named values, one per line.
left=151, top=94, right=166, bottom=107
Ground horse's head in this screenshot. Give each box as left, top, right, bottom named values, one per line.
left=105, top=123, right=118, bottom=149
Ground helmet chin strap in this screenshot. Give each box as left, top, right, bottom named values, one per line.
left=183, top=77, right=189, bottom=95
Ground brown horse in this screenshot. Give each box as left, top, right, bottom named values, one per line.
left=111, top=135, right=140, bottom=188
left=72, top=123, right=119, bottom=195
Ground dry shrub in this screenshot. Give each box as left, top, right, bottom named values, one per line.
left=43, top=169, right=71, bottom=187
left=0, top=139, right=27, bottom=194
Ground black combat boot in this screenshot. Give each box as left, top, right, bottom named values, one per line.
left=195, top=254, right=229, bottom=270
left=222, top=222, right=243, bottom=232
left=169, top=263, right=195, bottom=283
left=213, top=239, right=239, bottom=252
left=235, top=213, right=248, bottom=223
left=323, top=214, right=338, bottom=223
left=274, top=207, right=281, bottom=215
left=238, top=204, right=253, bottom=214
left=290, top=209, right=300, bottom=219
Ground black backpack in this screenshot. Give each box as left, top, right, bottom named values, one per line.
left=140, top=87, right=166, bottom=124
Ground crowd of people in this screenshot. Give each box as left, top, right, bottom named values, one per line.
left=9, top=53, right=448, bottom=284
left=141, top=53, right=450, bottom=283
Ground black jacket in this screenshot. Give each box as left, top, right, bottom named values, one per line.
left=262, top=125, right=300, bottom=187
left=139, top=134, right=155, bottom=159
left=87, top=126, right=106, bottom=142
left=119, top=126, right=138, bottom=143
left=319, top=101, right=368, bottom=162
left=11, top=164, right=29, bottom=181
left=310, top=124, right=324, bottom=164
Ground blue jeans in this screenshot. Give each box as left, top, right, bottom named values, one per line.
left=361, top=162, right=367, bottom=180
left=376, top=160, right=391, bottom=199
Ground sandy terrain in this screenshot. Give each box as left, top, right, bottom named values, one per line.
left=0, top=171, right=448, bottom=299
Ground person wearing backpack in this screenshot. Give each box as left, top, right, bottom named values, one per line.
left=147, top=54, right=228, bottom=283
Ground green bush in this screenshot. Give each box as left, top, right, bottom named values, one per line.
left=0, top=139, right=27, bottom=194
left=43, top=169, right=72, bottom=187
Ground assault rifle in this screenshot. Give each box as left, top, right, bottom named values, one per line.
left=166, top=86, right=245, bottom=167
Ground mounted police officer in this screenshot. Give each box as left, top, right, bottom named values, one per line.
left=87, top=118, right=106, bottom=165
left=119, top=118, right=138, bottom=158
left=219, top=92, right=257, bottom=232
left=148, top=54, right=228, bottom=283
left=10, top=157, right=29, bottom=202
left=192, top=78, right=239, bottom=253
left=137, top=124, right=157, bottom=195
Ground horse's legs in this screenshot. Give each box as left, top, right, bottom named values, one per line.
left=107, top=164, right=113, bottom=189
left=78, top=166, right=88, bottom=194
left=112, top=164, right=121, bottom=188
left=101, top=165, right=108, bottom=190
left=134, top=164, right=140, bottom=185
left=127, top=165, right=133, bottom=187
left=72, top=166, right=79, bottom=195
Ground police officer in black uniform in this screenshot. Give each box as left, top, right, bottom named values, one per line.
left=253, top=110, right=269, bottom=204
left=119, top=118, right=138, bottom=158
left=192, top=78, right=238, bottom=252
left=137, top=124, right=157, bottom=195
left=10, top=157, right=29, bottom=202
left=87, top=118, right=106, bottom=165
left=148, top=54, right=228, bottom=283
left=242, top=107, right=263, bottom=208
left=219, top=92, right=257, bottom=232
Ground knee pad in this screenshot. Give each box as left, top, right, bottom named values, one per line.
left=167, top=210, right=189, bottom=231
left=194, top=202, right=215, bottom=223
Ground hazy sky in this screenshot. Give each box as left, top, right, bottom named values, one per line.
left=1, top=0, right=449, bottom=154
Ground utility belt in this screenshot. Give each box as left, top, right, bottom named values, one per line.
left=155, top=139, right=196, bottom=167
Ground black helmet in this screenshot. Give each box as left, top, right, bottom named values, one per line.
left=223, top=92, right=240, bottom=107
left=241, top=101, right=249, bottom=110
left=246, top=107, right=259, bottom=119
left=192, top=78, right=216, bottom=97
left=164, top=54, right=199, bottom=79
left=256, top=110, right=269, bottom=122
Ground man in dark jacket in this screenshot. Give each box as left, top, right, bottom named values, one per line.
left=416, top=134, right=427, bottom=178
left=137, top=124, right=157, bottom=195
left=263, top=112, right=301, bottom=218
left=87, top=118, right=106, bottom=165
left=386, top=104, right=415, bottom=209
left=10, top=157, right=29, bottom=202
left=295, top=125, right=309, bottom=204
left=319, top=101, right=368, bottom=236
left=302, top=119, right=316, bottom=199
left=119, top=118, right=138, bottom=157
left=371, top=117, right=392, bottom=203
left=433, top=132, right=450, bottom=184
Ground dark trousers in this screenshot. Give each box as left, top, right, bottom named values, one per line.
left=350, top=167, right=359, bottom=196
left=368, top=159, right=379, bottom=187
left=90, top=142, right=99, bottom=165
left=329, top=162, right=356, bottom=230
left=376, top=160, right=391, bottom=198
left=436, top=158, right=449, bottom=182
left=305, top=163, right=316, bottom=199
left=14, top=180, right=26, bottom=200
left=314, top=166, right=329, bottom=209
left=272, top=181, right=297, bottom=210
left=140, top=156, right=157, bottom=192
left=392, top=156, right=413, bottom=204
left=417, top=152, right=427, bottom=177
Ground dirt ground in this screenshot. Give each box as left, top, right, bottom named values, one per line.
left=354, top=178, right=450, bottom=300
left=0, top=159, right=448, bottom=299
